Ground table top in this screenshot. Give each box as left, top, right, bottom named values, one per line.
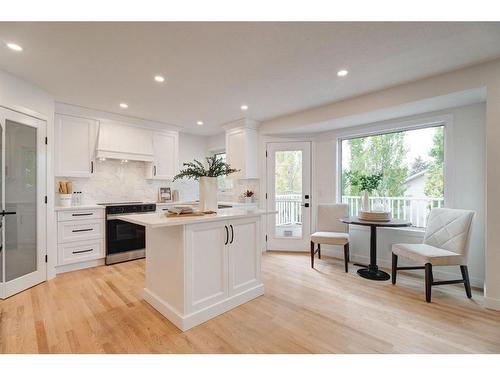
left=340, top=216, right=411, bottom=228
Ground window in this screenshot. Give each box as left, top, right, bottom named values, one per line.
left=340, top=125, right=444, bottom=227
left=214, top=152, right=232, bottom=191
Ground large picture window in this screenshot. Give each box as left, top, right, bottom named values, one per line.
left=340, top=125, right=445, bottom=227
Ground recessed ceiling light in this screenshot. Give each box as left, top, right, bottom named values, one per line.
left=197, top=121, right=204, bottom=126
left=6, top=42, right=23, bottom=51
left=119, top=103, right=128, bottom=108
left=240, top=104, right=248, bottom=111
left=154, top=75, right=165, bottom=83
left=337, top=69, right=349, bottom=77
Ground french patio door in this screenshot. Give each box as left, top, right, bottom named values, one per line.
left=0, top=107, right=47, bottom=299
left=266, top=142, right=311, bottom=251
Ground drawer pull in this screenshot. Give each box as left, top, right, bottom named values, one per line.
left=72, top=248, right=93, bottom=254
left=72, top=213, right=93, bottom=216
left=72, top=228, right=93, bottom=233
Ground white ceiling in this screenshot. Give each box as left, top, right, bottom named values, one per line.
left=1, top=22, right=499, bottom=135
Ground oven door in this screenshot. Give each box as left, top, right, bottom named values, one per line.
left=106, top=218, right=145, bottom=255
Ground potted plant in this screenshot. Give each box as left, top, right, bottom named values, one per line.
left=243, top=190, right=254, bottom=204
left=345, top=171, right=383, bottom=212
left=173, top=155, right=239, bottom=212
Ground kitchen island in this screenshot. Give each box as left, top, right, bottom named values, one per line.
left=116, top=208, right=270, bottom=331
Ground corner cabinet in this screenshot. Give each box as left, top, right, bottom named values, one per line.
left=225, top=119, right=259, bottom=180
left=55, top=114, right=98, bottom=177
left=145, top=131, right=179, bottom=180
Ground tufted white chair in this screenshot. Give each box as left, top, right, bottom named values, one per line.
left=392, top=208, right=475, bottom=302
left=310, top=204, right=349, bottom=272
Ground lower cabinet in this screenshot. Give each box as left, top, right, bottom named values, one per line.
left=185, top=216, right=261, bottom=314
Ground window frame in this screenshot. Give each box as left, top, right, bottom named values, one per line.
left=335, top=114, right=454, bottom=224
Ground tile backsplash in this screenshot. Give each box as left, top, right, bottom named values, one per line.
left=55, top=159, right=199, bottom=204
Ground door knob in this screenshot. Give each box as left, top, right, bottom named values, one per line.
left=301, top=203, right=310, bottom=208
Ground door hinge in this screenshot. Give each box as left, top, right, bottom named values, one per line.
left=45, top=137, right=48, bottom=145
left=44, top=196, right=47, bottom=204
left=45, top=255, right=48, bottom=263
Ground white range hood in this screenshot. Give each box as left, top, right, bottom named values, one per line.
left=96, top=121, right=154, bottom=162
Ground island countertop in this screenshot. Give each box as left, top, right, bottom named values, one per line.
left=116, top=208, right=274, bottom=228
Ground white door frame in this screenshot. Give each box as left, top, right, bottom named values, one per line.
left=266, top=141, right=312, bottom=251
left=0, top=108, right=47, bottom=299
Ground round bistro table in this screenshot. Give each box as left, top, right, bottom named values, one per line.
left=340, top=216, right=411, bottom=281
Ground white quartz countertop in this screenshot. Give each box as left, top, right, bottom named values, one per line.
left=116, top=208, right=275, bottom=228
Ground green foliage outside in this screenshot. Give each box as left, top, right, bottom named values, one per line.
left=342, top=132, right=408, bottom=197
left=275, top=150, right=302, bottom=194
left=424, top=127, right=444, bottom=198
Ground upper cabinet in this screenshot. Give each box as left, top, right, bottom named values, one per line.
left=55, top=114, right=98, bottom=177
left=224, top=119, right=259, bottom=180
left=145, top=131, right=179, bottom=180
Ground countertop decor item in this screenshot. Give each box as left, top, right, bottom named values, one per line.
left=58, top=180, right=73, bottom=207
left=243, top=190, right=254, bottom=204
left=344, top=171, right=383, bottom=212
left=173, top=155, right=239, bottom=212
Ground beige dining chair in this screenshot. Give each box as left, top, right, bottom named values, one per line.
left=310, top=204, right=349, bottom=272
left=391, top=208, right=475, bottom=302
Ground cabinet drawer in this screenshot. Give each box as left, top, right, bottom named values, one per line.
left=58, top=209, right=104, bottom=221
left=58, top=239, right=104, bottom=265
left=58, top=219, right=104, bottom=243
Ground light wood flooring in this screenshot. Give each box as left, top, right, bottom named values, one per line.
left=1, top=252, right=499, bottom=353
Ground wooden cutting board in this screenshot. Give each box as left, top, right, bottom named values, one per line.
left=165, top=211, right=216, bottom=218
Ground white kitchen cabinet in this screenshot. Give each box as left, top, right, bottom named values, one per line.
left=145, top=131, right=179, bottom=180
left=184, top=216, right=261, bottom=314
left=225, top=119, right=259, bottom=180
left=185, top=221, right=228, bottom=312
left=55, top=114, right=98, bottom=177
left=227, top=217, right=261, bottom=296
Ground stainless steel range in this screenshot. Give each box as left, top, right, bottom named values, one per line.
left=99, top=202, right=156, bottom=265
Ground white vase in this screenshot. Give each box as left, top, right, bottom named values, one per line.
left=199, top=176, right=218, bottom=212
left=361, top=190, right=370, bottom=212
left=244, top=197, right=253, bottom=204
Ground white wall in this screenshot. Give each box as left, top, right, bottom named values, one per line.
left=312, top=103, right=485, bottom=287
left=206, top=133, right=226, bottom=153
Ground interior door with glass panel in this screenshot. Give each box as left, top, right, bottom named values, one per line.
left=0, top=108, right=46, bottom=299
left=266, top=142, right=311, bottom=251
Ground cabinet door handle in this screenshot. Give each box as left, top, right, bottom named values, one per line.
left=72, top=228, right=93, bottom=233
left=224, top=225, right=229, bottom=245
left=72, top=213, right=93, bottom=216
left=72, top=248, right=93, bottom=254
left=230, top=225, right=234, bottom=244
left=91, top=161, right=94, bottom=173
left=153, top=165, right=157, bottom=176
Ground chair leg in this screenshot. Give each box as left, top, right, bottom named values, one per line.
left=460, top=265, right=472, bottom=298
left=317, top=243, right=321, bottom=259
left=310, top=241, right=314, bottom=268
left=392, top=253, right=398, bottom=285
left=425, top=263, right=433, bottom=303
left=343, top=243, right=349, bottom=273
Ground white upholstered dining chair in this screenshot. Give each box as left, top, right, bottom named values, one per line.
left=310, top=204, right=349, bottom=272
left=391, top=208, right=475, bottom=303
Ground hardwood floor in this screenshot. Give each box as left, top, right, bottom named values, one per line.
left=1, top=252, right=499, bottom=353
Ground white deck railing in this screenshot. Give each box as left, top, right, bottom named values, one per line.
left=275, top=194, right=302, bottom=226
left=275, top=194, right=444, bottom=228
left=341, top=195, right=444, bottom=227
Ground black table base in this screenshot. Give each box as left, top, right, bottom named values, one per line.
left=357, top=267, right=390, bottom=281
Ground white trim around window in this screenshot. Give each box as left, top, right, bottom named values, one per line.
left=335, top=113, right=455, bottom=223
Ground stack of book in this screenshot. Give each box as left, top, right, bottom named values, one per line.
left=167, top=206, right=195, bottom=215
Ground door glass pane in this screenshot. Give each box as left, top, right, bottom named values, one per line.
left=274, top=150, right=302, bottom=238
left=5, top=120, right=37, bottom=281
left=0, top=123, right=3, bottom=284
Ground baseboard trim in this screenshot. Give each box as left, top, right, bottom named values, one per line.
left=484, top=296, right=500, bottom=311
left=144, top=284, right=265, bottom=331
